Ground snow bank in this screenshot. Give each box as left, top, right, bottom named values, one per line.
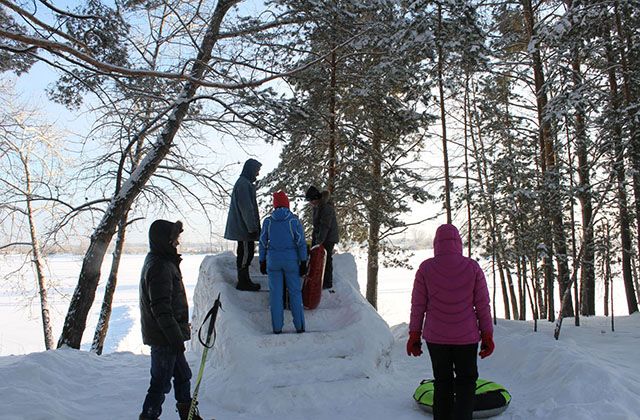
left=0, top=349, right=148, bottom=418
left=190, top=252, right=394, bottom=416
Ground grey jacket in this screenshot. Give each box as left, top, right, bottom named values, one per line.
left=312, top=190, right=339, bottom=246
left=224, top=159, right=262, bottom=241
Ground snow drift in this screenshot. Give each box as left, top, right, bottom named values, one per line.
left=190, top=252, right=394, bottom=415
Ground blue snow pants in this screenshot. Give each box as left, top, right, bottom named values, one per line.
left=268, top=259, right=305, bottom=333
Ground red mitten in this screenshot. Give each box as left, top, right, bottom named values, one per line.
left=406, top=331, right=423, bottom=357
left=479, top=332, right=495, bottom=359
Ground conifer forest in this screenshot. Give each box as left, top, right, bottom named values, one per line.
left=1, top=0, right=639, bottom=349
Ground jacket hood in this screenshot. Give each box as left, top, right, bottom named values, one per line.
left=433, top=224, right=463, bottom=256
left=240, top=159, right=262, bottom=182
left=149, top=220, right=182, bottom=258
left=271, top=207, right=293, bottom=221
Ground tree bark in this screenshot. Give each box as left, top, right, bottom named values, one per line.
left=463, top=74, right=472, bottom=257
left=604, top=31, right=639, bottom=315
left=90, top=215, right=127, bottom=355
left=437, top=4, right=452, bottom=223
left=615, top=3, right=640, bottom=308
left=366, top=126, right=382, bottom=309
left=327, top=50, right=338, bottom=194
left=23, top=155, right=54, bottom=350
left=57, top=0, right=240, bottom=349
left=522, top=0, right=573, bottom=317
left=570, top=46, right=596, bottom=315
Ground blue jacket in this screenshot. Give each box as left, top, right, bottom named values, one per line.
left=224, top=159, right=262, bottom=241
left=259, top=208, right=308, bottom=264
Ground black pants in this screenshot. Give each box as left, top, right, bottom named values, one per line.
left=323, top=242, right=335, bottom=288
left=141, top=345, right=192, bottom=418
left=426, top=342, right=478, bottom=420
left=236, top=241, right=255, bottom=270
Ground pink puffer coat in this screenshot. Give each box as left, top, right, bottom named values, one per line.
left=409, top=224, right=493, bottom=345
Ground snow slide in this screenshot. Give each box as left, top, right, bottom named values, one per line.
left=190, top=252, right=394, bottom=416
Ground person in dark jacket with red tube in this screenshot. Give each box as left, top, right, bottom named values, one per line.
left=305, top=186, right=339, bottom=289
left=139, top=220, right=203, bottom=420
left=407, top=224, right=494, bottom=420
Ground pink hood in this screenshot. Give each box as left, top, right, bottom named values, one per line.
left=409, top=224, right=493, bottom=345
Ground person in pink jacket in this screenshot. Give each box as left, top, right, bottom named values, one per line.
left=407, top=224, right=494, bottom=420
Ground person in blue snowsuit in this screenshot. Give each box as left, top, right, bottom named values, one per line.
left=259, top=191, right=308, bottom=334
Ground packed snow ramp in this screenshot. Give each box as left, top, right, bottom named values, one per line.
left=190, top=252, right=394, bottom=415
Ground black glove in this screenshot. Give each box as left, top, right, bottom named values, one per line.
left=260, top=260, right=267, bottom=275
left=299, top=260, right=308, bottom=276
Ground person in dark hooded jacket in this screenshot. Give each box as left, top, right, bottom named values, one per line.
left=139, top=220, right=203, bottom=420
left=305, top=186, right=339, bottom=289
left=224, top=158, right=262, bottom=291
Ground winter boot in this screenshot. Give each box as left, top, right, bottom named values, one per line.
left=176, top=401, right=204, bottom=420
left=236, top=267, right=260, bottom=291
left=139, top=414, right=158, bottom=420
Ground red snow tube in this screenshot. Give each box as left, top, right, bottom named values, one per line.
left=302, top=244, right=327, bottom=309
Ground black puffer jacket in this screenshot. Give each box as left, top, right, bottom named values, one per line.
left=139, top=220, right=190, bottom=347
left=311, top=190, right=340, bottom=246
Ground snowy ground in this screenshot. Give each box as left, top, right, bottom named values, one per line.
left=0, top=251, right=639, bottom=419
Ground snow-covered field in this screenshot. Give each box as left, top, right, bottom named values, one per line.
left=0, top=251, right=639, bottom=419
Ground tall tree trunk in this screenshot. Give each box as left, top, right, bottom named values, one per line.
left=463, top=74, right=472, bottom=257
left=468, top=82, right=511, bottom=318
left=518, top=256, right=527, bottom=320
left=90, top=215, right=128, bottom=355
left=566, top=126, right=580, bottom=326
left=615, top=2, right=640, bottom=303
left=57, top=0, right=240, bottom=349
left=437, top=4, right=452, bottom=223
left=603, top=237, right=609, bottom=317
left=497, top=262, right=511, bottom=319
left=505, top=265, right=520, bottom=320
left=366, top=126, right=382, bottom=309
left=570, top=46, right=596, bottom=316
left=605, top=32, right=639, bottom=315
left=23, top=155, right=54, bottom=350
left=328, top=50, right=338, bottom=193
left=532, top=253, right=546, bottom=318
left=522, top=0, right=573, bottom=317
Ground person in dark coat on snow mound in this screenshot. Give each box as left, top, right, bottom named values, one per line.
left=224, top=158, right=263, bottom=291
left=139, top=220, right=203, bottom=420
left=407, top=223, right=495, bottom=420
left=305, top=186, right=339, bottom=289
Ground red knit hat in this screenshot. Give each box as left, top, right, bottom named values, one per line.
left=273, top=190, right=290, bottom=208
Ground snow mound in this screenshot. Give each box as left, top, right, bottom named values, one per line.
left=0, top=349, right=148, bottom=418
left=190, top=252, right=394, bottom=415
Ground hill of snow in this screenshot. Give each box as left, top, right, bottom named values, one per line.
left=189, top=252, right=394, bottom=416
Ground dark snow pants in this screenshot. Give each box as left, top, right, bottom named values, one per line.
left=426, top=342, right=478, bottom=420
left=236, top=240, right=255, bottom=270
left=141, top=345, right=192, bottom=418
left=322, top=242, right=335, bottom=289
